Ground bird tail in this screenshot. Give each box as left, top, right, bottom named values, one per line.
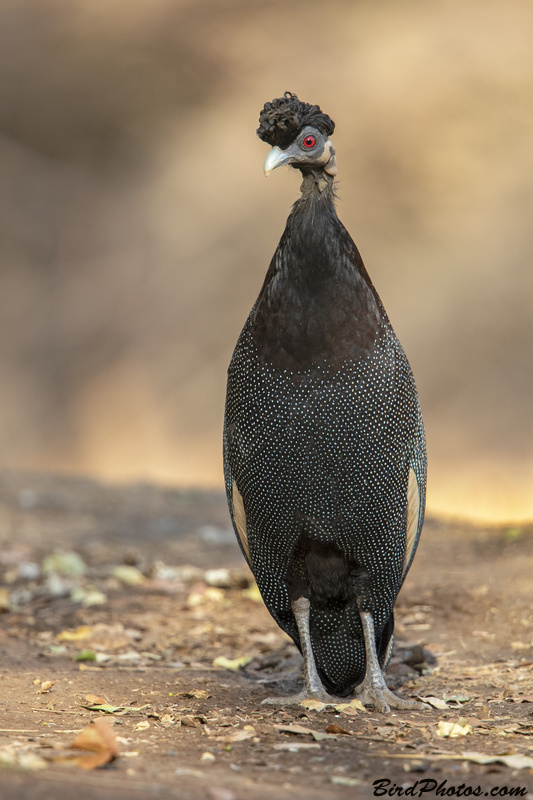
left=286, top=514, right=396, bottom=695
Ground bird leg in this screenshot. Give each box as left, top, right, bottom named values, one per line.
left=262, top=597, right=341, bottom=706
left=354, top=609, right=426, bottom=714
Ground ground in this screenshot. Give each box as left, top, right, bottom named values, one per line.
left=0, top=469, right=533, bottom=800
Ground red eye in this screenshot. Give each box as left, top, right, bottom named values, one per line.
left=303, top=135, right=316, bottom=148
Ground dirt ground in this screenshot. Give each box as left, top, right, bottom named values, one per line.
left=1, top=469, right=533, bottom=800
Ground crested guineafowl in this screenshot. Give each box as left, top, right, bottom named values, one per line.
left=223, top=92, right=427, bottom=712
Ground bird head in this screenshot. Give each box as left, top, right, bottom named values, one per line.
left=257, top=92, right=337, bottom=179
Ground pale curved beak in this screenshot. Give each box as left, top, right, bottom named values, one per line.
left=263, top=146, right=290, bottom=176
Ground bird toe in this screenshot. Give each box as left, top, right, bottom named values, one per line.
left=262, top=687, right=341, bottom=707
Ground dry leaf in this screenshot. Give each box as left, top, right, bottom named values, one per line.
left=461, top=751, right=533, bottom=770
left=57, top=626, right=93, bottom=643
left=299, top=698, right=329, bottom=711
left=224, top=729, right=254, bottom=743
left=325, top=724, right=351, bottom=735
left=437, top=719, right=472, bottom=738
left=272, top=742, right=321, bottom=751
left=0, top=746, right=47, bottom=771
left=0, top=587, right=11, bottom=612
left=39, top=681, right=54, bottom=694
left=180, top=715, right=202, bottom=728
left=111, top=565, right=145, bottom=586
left=212, top=655, right=252, bottom=671
left=335, top=699, right=366, bottom=713
left=298, top=697, right=364, bottom=712
left=70, top=718, right=118, bottom=769
left=80, top=702, right=127, bottom=715
left=418, top=695, right=448, bottom=710
left=177, top=689, right=211, bottom=699
left=275, top=724, right=334, bottom=742
left=444, top=694, right=473, bottom=705
left=80, top=702, right=150, bottom=715
left=134, top=720, right=150, bottom=731
left=331, top=776, right=364, bottom=787
left=84, top=693, right=106, bottom=705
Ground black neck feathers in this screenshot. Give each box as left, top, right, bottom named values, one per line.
left=251, top=182, right=385, bottom=373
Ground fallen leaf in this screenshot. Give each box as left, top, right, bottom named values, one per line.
left=224, top=729, right=254, bottom=743
left=418, top=696, right=448, bottom=710
left=0, top=587, right=11, bottom=612
left=188, top=586, right=225, bottom=606
left=299, top=699, right=329, bottom=712
left=461, top=752, right=533, bottom=770
left=43, top=551, right=86, bottom=577
left=58, top=626, right=93, bottom=643
left=444, top=694, right=473, bottom=705
left=180, top=715, right=202, bottom=728
left=39, top=681, right=55, bottom=694
left=111, top=565, right=145, bottom=586
left=376, top=751, right=533, bottom=770
left=325, top=724, right=351, bottom=735
left=437, top=719, right=472, bottom=738
left=272, top=742, right=321, bottom=751
left=134, top=721, right=150, bottom=731
left=204, top=568, right=232, bottom=587
left=80, top=703, right=127, bottom=715
left=70, top=586, right=107, bottom=607
left=212, top=655, right=252, bottom=671
left=75, top=650, right=97, bottom=662
left=275, top=723, right=334, bottom=742
left=0, top=746, right=47, bottom=771
left=70, top=718, right=119, bottom=769
left=330, top=776, right=364, bottom=786
left=84, top=694, right=106, bottom=705
left=335, top=699, right=366, bottom=713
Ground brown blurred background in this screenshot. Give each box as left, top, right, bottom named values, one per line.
left=0, top=0, right=531, bottom=522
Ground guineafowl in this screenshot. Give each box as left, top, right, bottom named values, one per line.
left=223, top=92, right=427, bottom=712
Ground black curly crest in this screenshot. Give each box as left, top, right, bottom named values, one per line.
left=257, top=91, right=335, bottom=150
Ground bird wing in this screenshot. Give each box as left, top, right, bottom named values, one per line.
left=402, top=466, right=422, bottom=582
left=231, top=480, right=251, bottom=565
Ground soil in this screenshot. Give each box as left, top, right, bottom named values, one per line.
left=0, top=469, right=533, bottom=800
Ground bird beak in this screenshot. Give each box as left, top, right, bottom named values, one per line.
left=263, top=146, right=290, bottom=176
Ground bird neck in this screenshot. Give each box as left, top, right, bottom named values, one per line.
left=297, top=168, right=335, bottom=199
left=281, top=173, right=341, bottom=288
left=252, top=172, right=384, bottom=371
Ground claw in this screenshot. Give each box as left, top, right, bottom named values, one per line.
left=356, top=609, right=429, bottom=713
left=262, top=597, right=341, bottom=707
left=355, top=682, right=428, bottom=714
left=262, top=687, right=340, bottom=706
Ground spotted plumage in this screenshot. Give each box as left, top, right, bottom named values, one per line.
left=223, top=93, right=427, bottom=711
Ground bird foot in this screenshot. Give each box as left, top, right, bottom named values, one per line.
left=354, top=681, right=428, bottom=714
left=262, top=687, right=341, bottom=707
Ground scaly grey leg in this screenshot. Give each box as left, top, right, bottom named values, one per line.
left=262, top=597, right=341, bottom=705
left=354, top=609, right=427, bottom=714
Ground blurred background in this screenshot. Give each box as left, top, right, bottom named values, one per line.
left=0, top=0, right=531, bottom=523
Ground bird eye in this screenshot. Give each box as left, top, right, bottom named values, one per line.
left=303, top=135, right=316, bottom=148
